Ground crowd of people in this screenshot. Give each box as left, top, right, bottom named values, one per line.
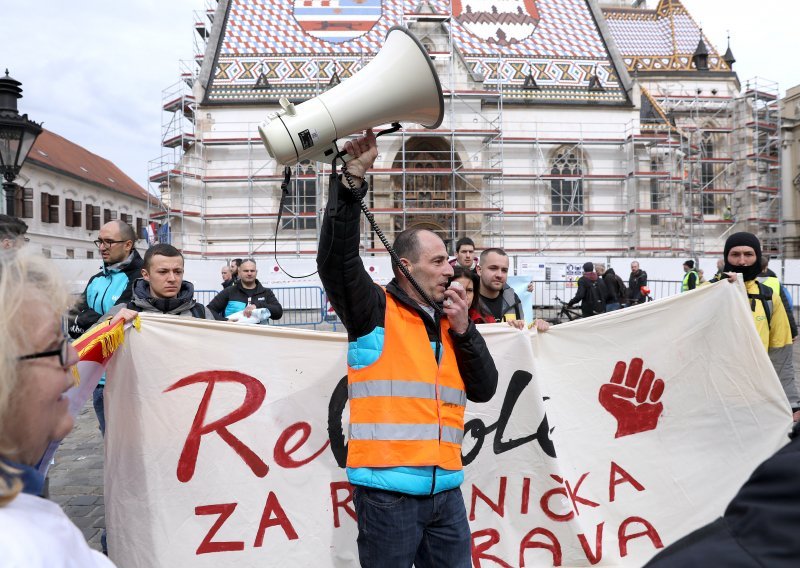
left=2, top=138, right=800, bottom=568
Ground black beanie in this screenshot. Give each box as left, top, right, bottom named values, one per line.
left=683, top=260, right=694, bottom=269
left=583, top=262, right=594, bottom=272
left=722, top=231, right=762, bottom=281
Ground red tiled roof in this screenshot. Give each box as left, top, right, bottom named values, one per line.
left=26, top=129, right=159, bottom=206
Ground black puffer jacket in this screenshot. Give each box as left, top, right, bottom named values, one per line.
left=602, top=268, right=627, bottom=305
left=628, top=269, right=648, bottom=303
left=206, top=279, right=283, bottom=321
left=568, top=272, right=610, bottom=317
left=317, top=174, right=498, bottom=403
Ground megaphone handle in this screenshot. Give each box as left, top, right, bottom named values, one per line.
left=333, top=122, right=402, bottom=164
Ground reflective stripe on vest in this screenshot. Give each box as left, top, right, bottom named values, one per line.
left=349, top=424, right=465, bottom=445
left=348, top=380, right=467, bottom=407
left=346, top=290, right=467, bottom=470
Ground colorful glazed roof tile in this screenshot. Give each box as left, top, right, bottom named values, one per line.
left=203, top=0, right=630, bottom=105
left=602, top=0, right=730, bottom=74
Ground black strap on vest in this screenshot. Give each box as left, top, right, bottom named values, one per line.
left=748, top=281, right=773, bottom=326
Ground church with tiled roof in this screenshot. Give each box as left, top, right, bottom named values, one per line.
left=153, top=0, right=781, bottom=259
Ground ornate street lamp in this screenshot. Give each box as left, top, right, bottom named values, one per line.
left=0, top=70, right=42, bottom=214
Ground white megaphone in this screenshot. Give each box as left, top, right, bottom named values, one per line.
left=258, top=26, right=444, bottom=166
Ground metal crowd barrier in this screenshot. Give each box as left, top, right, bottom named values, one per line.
left=195, top=280, right=800, bottom=330
left=195, top=286, right=327, bottom=328
left=527, top=279, right=683, bottom=310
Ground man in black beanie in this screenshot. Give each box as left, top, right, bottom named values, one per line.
left=712, top=232, right=798, bottom=421
left=681, top=259, right=698, bottom=292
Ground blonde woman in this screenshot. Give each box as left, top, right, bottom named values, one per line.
left=0, top=250, right=115, bottom=566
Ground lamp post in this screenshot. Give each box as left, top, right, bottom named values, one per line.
left=0, top=70, right=42, bottom=215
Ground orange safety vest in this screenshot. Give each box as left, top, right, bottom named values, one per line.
left=347, top=293, right=467, bottom=470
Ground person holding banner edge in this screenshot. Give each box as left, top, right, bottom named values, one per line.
left=318, top=128, right=499, bottom=568
left=710, top=231, right=799, bottom=422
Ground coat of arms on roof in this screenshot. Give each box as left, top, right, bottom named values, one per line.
left=293, top=0, right=382, bottom=44
left=452, top=0, right=540, bottom=46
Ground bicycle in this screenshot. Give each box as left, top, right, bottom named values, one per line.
left=550, top=296, right=583, bottom=324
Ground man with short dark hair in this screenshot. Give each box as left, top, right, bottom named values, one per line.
left=207, top=258, right=282, bottom=323
left=682, top=260, right=699, bottom=292
left=318, top=129, right=498, bottom=568
left=67, top=220, right=143, bottom=436
left=450, top=237, right=475, bottom=269
left=108, top=244, right=215, bottom=322
left=477, top=247, right=524, bottom=328
left=230, top=258, right=243, bottom=282
left=0, top=214, right=28, bottom=249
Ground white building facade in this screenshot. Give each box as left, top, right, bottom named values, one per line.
left=6, top=129, right=156, bottom=259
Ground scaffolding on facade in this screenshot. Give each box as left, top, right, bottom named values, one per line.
left=148, top=2, right=782, bottom=260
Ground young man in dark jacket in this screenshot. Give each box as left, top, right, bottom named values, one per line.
left=107, top=244, right=216, bottom=322
left=477, top=247, right=525, bottom=328
left=206, top=259, right=282, bottom=323
left=568, top=262, right=610, bottom=317
left=602, top=267, right=626, bottom=311
left=318, top=129, right=498, bottom=568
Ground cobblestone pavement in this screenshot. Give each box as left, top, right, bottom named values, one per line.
left=50, top=336, right=800, bottom=554
left=49, top=401, right=105, bottom=551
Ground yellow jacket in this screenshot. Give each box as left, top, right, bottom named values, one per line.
left=746, top=279, right=792, bottom=351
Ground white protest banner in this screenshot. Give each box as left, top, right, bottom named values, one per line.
left=105, top=281, right=791, bottom=567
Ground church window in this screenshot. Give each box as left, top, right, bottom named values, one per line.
left=550, top=148, right=584, bottom=226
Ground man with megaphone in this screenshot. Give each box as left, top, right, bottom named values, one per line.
left=318, top=129, right=499, bottom=567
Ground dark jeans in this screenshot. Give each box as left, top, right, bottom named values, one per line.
left=353, top=486, right=471, bottom=568
left=93, top=385, right=105, bottom=436
left=606, top=302, right=622, bottom=311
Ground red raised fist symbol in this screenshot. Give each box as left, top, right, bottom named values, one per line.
left=599, top=358, right=664, bottom=438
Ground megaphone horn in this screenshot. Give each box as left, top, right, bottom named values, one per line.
left=258, top=26, right=444, bottom=166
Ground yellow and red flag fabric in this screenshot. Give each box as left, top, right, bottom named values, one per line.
left=37, top=317, right=136, bottom=475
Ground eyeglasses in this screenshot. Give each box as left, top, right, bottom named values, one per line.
left=93, top=238, right=128, bottom=248
left=18, top=335, right=72, bottom=368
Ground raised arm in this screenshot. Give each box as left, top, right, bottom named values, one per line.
left=317, top=130, right=385, bottom=338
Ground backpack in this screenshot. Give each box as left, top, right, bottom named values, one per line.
left=586, top=280, right=606, bottom=315
left=614, top=275, right=628, bottom=300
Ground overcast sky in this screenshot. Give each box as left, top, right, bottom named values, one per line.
left=2, top=0, right=796, bottom=188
